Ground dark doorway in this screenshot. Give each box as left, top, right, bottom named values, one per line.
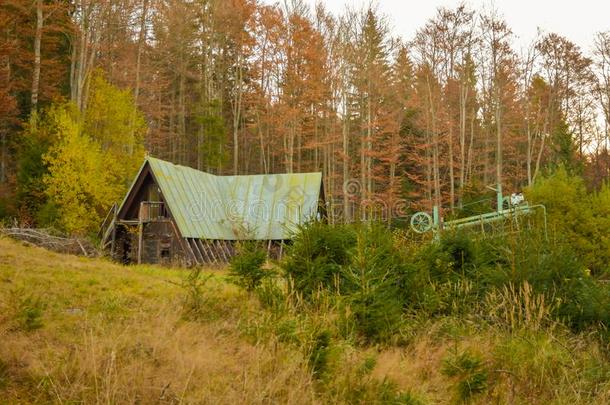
left=122, top=237, right=132, bottom=264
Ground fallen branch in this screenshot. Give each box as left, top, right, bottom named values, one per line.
left=0, top=227, right=98, bottom=257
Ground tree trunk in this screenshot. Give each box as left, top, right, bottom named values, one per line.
left=426, top=75, right=441, bottom=210
left=342, top=94, right=350, bottom=222
left=526, top=122, right=532, bottom=186
left=130, top=0, right=149, bottom=156
left=232, top=53, right=243, bottom=174
left=360, top=91, right=366, bottom=215
left=496, top=89, right=502, bottom=188
left=466, top=110, right=475, bottom=183
left=448, top=126, right=455, bottom=210
left=458, top=83, right=468, bottom=205
left=31, top=0, right=43, bottom=114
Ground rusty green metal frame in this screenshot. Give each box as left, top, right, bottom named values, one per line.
left=414, top=184, right=548, bottom=239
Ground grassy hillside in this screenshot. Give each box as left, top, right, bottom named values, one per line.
left=0, top=238, right=314, bottom=403
left=1, top=236, right=609, bottom=404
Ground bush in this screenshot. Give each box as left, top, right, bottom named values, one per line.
left=0, top=196, right=13, bottom=220
left=409, top=231, right=483, bottom=316
left=556, top=277, right=610, bottom=331
left=477, top=230, right=610, bottom=331
left=526, top=167, right=609, bottom=275
left=255, top=278, right=286, bottom=314
left=182, top=268, right=214, bottom=320
left=281, top=215, right=610, bottom=343
left=16, top=124, right=51, bottom=223
left=35, top=200, right=60, bottom=227
left=422, top=231, right=478, bottom=282
left=340, top=224, right=407, bottom=343
left=282, top=221, right=356, bottom=298
left=283, top=222, right=411, bottom=344
left=590, top=184, right=610, bottom=274
left=409, top=227, right=610, bottom=333
left=308, top=329, right=332, bottom=378
left=229, top=241, right=268, bottom=292
left=442, top=348, right=488, bottom=402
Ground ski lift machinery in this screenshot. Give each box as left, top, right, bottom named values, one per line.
left=409, top=184, right=548, bottom=238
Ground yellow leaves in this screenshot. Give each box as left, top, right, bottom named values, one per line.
left=85, top=71, right=146, bottom=187
left=42, top=73, right=145, bottom=235
left=43, top=108, right=110, bottom=234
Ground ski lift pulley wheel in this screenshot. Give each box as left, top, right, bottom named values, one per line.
left=410, top=211, right=433, bottom=233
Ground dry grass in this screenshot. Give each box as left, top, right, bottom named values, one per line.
left=0, top=237, right=315, bottom=404
left=1, top=237, right=609, bottom=404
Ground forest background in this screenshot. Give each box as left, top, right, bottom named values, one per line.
left=2, top=0, right=610, bottom=234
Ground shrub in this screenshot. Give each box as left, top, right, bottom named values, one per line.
left=182, top=267, right=214, bottom=320
left=329, top=353, right=424, bottom=404
left=442, top=349, right=488, bottom=402
left=229, top=241, right=268, bottom=292
left=36, top=200, right=60, bottom=227
left=282, top=221, right=356, bottom=298
left=283, top=222, right=411, bottom=344
left=0, top=196, right=12, bottom=220
left=308, top=329, right=332, bottom=378
left=479, top=230, right=578, bottom=287
left=282, top=217, right=610, bottom=342
left=422, top=231, right=478, bottom=282
left=526, top=167, right=609, bottom=275
left=255, top=278, right=286, bottom=314
left=590, top=184, right=610, bottom=274
left=440, top=232, right=476, bottom=274
left=339, top=224, right=409, bottom=343
left=556, top=277, right=610, bottom=331
left=478, top=230, right=610, bottom=331
left=411, top=231, right=482, bottom=316
left=341, top=290, right=403, bottom=345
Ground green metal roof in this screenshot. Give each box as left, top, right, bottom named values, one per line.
left=128, top=157, right=322, bottom=240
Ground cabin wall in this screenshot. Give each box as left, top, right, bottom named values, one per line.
left=114, top=224, right=291, bottom=267
left=114, top=221, right=188, bottom=266
left=141, top=222, right=183, bottom=265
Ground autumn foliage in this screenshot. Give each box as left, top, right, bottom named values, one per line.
left=1, top=1, right=610, bottom=233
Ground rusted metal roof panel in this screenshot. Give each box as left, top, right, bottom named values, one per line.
left=141, top=157, right=321, bottom=240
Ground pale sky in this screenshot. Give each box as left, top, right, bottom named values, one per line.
left=300, top=0, right=610, bottom=54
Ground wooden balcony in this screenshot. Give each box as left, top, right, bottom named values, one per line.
left=138, top=201, right=168, bottom=223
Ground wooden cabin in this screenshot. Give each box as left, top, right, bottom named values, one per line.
left=99, top=157, right=324, bottom=266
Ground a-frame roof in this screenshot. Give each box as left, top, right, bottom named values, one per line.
left=119, top=157, right=323, bottom=240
